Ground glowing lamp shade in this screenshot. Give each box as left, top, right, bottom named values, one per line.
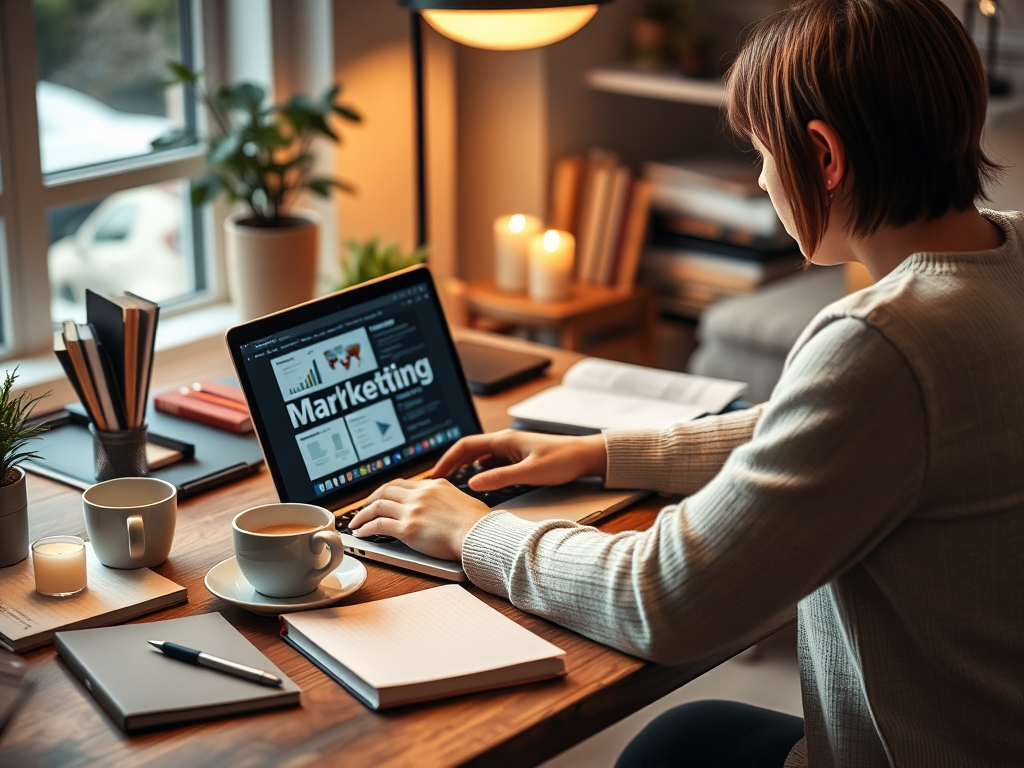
left=421, top=5, right=598, bottom=50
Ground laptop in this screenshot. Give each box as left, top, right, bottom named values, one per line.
left=226, top=265, right=644, bottom=581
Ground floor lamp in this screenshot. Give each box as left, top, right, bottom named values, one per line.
left=398, top=1, right=611, bottom=248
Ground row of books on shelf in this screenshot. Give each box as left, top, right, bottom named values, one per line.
left=547, top=150, right=652, bottom=290
left=638, top=157, right=804, bottom=316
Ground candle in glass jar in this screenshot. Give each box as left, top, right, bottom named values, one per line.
left=33, top=536, right=87, bottom=597
left=494, top=214, right=542, bottom=293
left=529, top=229, right=575, bottom=302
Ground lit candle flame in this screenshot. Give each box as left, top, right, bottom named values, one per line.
left=509, top=214, right=526, bottom=233
left=980, top=0, right=996, bottom=17
left=543, top=230, right=561, bottom=252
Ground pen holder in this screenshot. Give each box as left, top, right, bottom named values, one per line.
left=90, top=424, right=148, bottom=482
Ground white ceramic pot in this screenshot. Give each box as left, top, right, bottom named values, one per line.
left=225, top=210, right=320, bottom=321
left=0, top=467, right=29, bottom=568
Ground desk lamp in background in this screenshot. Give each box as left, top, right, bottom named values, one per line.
left=964, top=0, right=1012, bottom=95
left=398, top=0, right=612, bottom=248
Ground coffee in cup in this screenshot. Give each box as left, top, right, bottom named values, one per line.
left=82, top=477, right=177, bottom=569
left=253, top=523, right=320, bottom=536
left=232, top=503, right=345, bottom=598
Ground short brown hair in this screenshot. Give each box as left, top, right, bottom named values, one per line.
left=726, top=0, right=1000, bottom=255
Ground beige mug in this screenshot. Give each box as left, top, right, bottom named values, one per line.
left=82, top=477, right=177, bottom=569
left=232, top=503, right=345, bottom=598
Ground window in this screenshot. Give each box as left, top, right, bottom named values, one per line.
left=0, top=0, right=218, bottom=358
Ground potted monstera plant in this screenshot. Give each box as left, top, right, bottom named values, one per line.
left=154, top=63, right=362, bottom=320
left=0, top=369, right=48, bottom=568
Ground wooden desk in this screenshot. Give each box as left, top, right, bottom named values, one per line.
left=3, top=329, right=792, bottom=768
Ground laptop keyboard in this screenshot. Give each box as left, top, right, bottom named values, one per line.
left=336, top=464, right=535, bottom=545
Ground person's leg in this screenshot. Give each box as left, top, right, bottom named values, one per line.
left=615, top=700, right=804, bottom=768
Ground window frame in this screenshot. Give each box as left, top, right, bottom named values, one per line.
left=0, top=0, right=226, bottom=360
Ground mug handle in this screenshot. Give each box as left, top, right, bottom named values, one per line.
left=127, top=515, right=146, bottom=559
left=307, top=530, right=345, bottom=584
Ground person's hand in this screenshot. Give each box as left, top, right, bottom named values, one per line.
left=349, top=478, right=491, bottom=561
left=430, top=430, right=607, bottom=491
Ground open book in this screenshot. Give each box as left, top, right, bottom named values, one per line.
left=508, top=358, right=747, bottom=435
left=281, top=585, right=566, bottom=710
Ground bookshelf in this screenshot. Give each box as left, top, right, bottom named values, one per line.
left=584, top=67, right=725, bottom=108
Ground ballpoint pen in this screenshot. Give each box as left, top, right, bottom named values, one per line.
left=148, top=640, right=282, bottom=687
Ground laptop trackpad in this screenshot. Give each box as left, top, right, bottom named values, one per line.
left=501, top=478, right=640, bottom=524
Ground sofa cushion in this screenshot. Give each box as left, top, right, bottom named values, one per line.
left=697, top=267, right=847, bottom=356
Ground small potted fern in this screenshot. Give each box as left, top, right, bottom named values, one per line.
left=0, top=370, right=48, bottom=568
left=334, top=237, right=429, bottom=291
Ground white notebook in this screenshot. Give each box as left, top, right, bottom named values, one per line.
left=281, top=585, right=566, bottom=710
left=0, top=543, right=186, bottom=653
left=508, top=358, right=747, bottom=434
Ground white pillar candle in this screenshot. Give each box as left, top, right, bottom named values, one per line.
left=528, top=229, right=575, bottom=302
left=33, top=536, right=87, bottom=597
left=494, top=214, right=542, bottom=293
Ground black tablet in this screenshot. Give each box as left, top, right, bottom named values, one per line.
left=456, top=340, right=551, bottom=395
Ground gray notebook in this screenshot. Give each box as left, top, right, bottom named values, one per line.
left=55, top=612, right=300, bottom=732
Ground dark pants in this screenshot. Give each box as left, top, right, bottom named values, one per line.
left=615, top=700, right=804, bottom=768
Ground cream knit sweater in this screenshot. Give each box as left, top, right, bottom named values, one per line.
left=462, top=210, right=1024, bottom=767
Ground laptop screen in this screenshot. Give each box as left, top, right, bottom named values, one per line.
left=228, top=267, right=482, bottom=509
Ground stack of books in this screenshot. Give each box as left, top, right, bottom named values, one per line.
left=640, top=158, right=803, bottom=317
left=53, top=291, right=159, bottom=432
left=548, top=150, right=653, bottom=290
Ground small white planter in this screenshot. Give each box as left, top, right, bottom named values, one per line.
left=225, top=210, right=320, bottom=321
left=0, top=467, right=29, bottom=568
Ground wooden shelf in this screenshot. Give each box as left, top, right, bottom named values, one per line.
left=586, top=68, right=1024, bottom=128
left=585, top=67, right=725, bottom=108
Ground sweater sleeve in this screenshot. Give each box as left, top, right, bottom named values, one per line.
left=461, top=318, right=927, bottom=664
left=604, top=404, right=765, bottom=495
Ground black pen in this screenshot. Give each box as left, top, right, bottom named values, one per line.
left=148, top=640, right=283, bottom=687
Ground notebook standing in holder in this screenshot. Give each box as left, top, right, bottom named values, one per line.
left=226, top=265, right=645, bottom=582
left=55, top=612, right=301, bottom=732
left=281, top=585, right=565, bottom=710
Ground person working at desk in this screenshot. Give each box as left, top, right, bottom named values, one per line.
left=351, top=0, right=1024, bottom=765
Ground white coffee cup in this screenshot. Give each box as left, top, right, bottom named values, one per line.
left=82, top=477, right=177, bottom=569
left=232, top=503, right=345, bottom=598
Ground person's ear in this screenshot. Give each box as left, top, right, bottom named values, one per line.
left=806, top=119, right=846, bottom=193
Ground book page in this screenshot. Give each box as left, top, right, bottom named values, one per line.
left=563, top=358, right=746, bottom=414
left=508, top=386, right=706, bottom=433
left=0, top=544, right=185, bottom=651
left=283, top=585, right=564, bottom=689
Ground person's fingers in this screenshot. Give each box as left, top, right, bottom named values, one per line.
left=350, top=498, right=404, bottom=529
left=350, top=514, right=404, bottom=540
left=431, top=434, right=501, bottom=478
left=468, top=460, right=537, bottom=492
left=363, top=479, right=417, bottom=506
left=381, top=477, right=419, bottom=489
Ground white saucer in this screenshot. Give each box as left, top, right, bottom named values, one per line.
left=204, top=555, right=367, bottom=616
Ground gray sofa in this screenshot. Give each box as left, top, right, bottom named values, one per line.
left=689, top=267, right=847, bottom=403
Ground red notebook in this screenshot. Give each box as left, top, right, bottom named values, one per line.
left=153, top=386, right=253, bottom=434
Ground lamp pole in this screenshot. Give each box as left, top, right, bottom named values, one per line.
left=403, top=1, right=608, bottom=250
left=412, top=12, right=429, bottom=249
